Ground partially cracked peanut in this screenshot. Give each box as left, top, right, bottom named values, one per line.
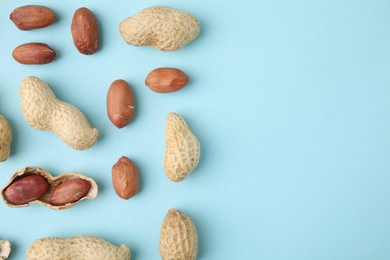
left=164, top=113, right=200, bottom=182
left=0, top=115, right=12, bottom=162
left=120, top=6, right=200, bottom=51
left=19, top=76, right=99, bottom=150
left=159, top=209, right=198, bottom=260
left=1, top=166, right=98, bottom=210
left=107, top=80, right=135, bottom=128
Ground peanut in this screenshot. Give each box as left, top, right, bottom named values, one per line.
left=1, top=166, right=98, bottom=210
left=145, top=68, right=189, bottom=93
left=0, top=115, right=12, bottom=162
left=107, top=80, right=135, bottom=128
left=26, top=236, right=131, bottom=260
left=19, top=76, right=99, bottom=150
left=71, top=7, right=99, bottom=55
left=164, top=113, right=200, bottom=182
left=10, top=5, right=56, bottom=30
left=0, top=240, right=11, bottom=260
left=50, top=178, right=91, bottom=206
left=120, top=6, right=200, bottom=51
left=12, top=43, right=56, bottom=65
left=112, top=156, right=139, bottom=200
left=160, top=209, right=198, bottom=260
left=3, top=175, right=49, bottom=205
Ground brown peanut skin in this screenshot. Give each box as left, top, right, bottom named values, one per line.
left=145, top=68, right=189, bottom=93
left=107, top=80, right=135, bottom=128
left=12, top=43, right=56, bottom=65
left=112, top=156, right=139, bottom=200
left=50, top=178, right=91, bottom=206
left=4, top=175, right=49, bottom=205
left=10, top=5, right=56, bottom=30
left=71, top=7, right=99, bottom=55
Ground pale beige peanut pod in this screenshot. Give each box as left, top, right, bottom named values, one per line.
left=1, top=166, right=98, bottom=210
left=159, top=209, right=198, bottom=260
left=0, top=240, right=11, bottom=259
left=120, top=6, right=200, bottom=51
left=164, top=112, right=200, bottom=182
left=19, top=76, right=99, bottom=150
left=26, top=235, right=130, bottom=260
left=0, top=115, right=12, bottom=162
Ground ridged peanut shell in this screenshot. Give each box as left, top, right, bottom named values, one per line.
left=107, top=80, right=135, bottom=128
left=1, top=166, right=98, bottom=210
left=0, top=240, right=11, bottom=260
left=10, top=5, right=56, bottom=30
left=26, top=236, right=130, bottom=260
left=19, top=76, right=99, bottom=150
left=0, top=115, right=12, bottom=162
left=164, top=113, right=200, bottom=182
left=120, top=6, right=200, bottom=51
left=159, top=209, right=198, bottom=260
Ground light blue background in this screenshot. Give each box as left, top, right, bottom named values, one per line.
left=1, top=0, right=390, bottom=259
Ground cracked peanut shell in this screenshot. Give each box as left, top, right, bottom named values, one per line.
left=1, top=166, right=98, bottom=210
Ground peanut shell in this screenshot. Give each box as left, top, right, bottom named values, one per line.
left=19, top=76, right=99, bottom=150
left=164, top=113, right=200, bottom=182
left=0, top=115, right=12, bottom=162
left=120, top=6, right=200, bottom=51
left=159, top=209, right=198, bottom=260
left=1, top=166, right=98, bottom=210
left=26, top=236, right=130, bottom=260
left=0, top=240, right=11, bottom=260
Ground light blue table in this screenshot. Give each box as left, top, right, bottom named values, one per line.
left=1, top=0, right=390, bottom=259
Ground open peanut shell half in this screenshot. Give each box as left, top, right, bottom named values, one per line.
left=1, top=166, right=98, bottom=210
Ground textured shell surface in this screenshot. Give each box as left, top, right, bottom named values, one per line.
left=120, top=6, right=200, bottom=51
left=164, top=112, right=200, bottom=182
left=0, top=240, right=11, bottom=259
left=26, top=236, right=131, bottom=260
left=19, top=76, right=99, bottom=150
left=0, top=115, right=12, bottom=162
left=159, top=209, right=198, bottom=260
